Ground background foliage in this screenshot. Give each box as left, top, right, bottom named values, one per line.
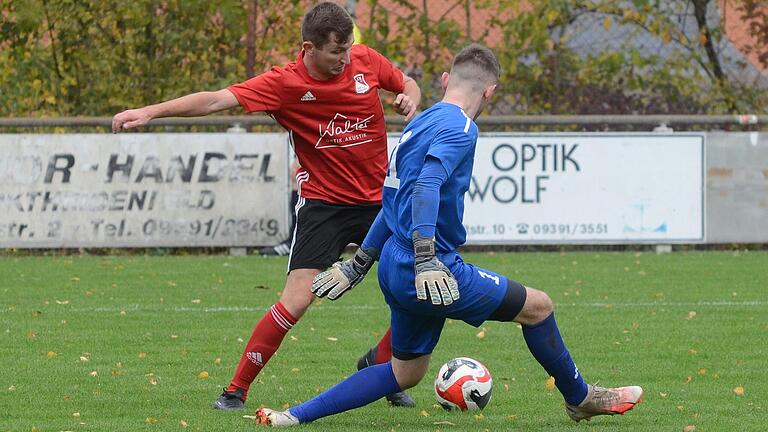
left=1, top=0, right=766, bottom=117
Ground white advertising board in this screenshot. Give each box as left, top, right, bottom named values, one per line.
left=390, top=133, right=705, bottom=244
left=0, top=134, right=290, bottom=248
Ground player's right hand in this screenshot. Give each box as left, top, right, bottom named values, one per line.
left=414, top=257, right=459, bottom=306
left=311, top=247, right=377, bottom=300
left=412, top=231, right=459, bottom=306
left=112, top=108, right=152, bottom=133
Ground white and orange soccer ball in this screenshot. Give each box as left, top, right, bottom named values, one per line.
left=434, top=357, right=493, bottom=411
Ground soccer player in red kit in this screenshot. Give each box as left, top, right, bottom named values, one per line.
left=112, top=2, right=421, bottom=410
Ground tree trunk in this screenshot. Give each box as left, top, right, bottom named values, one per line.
left=246, top=0, right=258, bottom=78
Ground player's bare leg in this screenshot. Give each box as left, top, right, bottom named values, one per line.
left=279, top=269, right=321, bottom=318
left=356, top=329, right=417, bottom=407
left=213, top=269, right=318, bottom=410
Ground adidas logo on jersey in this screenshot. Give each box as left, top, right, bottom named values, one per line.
left=300, top=91, right=316, bottom=101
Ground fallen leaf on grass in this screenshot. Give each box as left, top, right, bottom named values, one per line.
left=686, top=311, right=697, bottom=320
left=433, top=421, right=455, bottom=426
left=698, top=368, right=706, bottom=376
left=8, top=385, right=16, bottom=392
left=47, top=351, right=57, bottom=358
left=72, top=412, right=80, bottom=418
left=214, top=357, right=221, bottom=365
left=145, top=417, right=158, bottom=423
left=473, top=413, right=484, bottom=420
left=180, top=420, right=188, bottom=428
left=734, top=386, right=745, bottom=395
left=89, top=371, right=98, bottom=377
left=191, top=299, right=201, bottom=304
left=545, top=376, right=555, bottom=390
left=476, top=328, right=486, bottom=339
left=659, top=392, right=668, bottom=398
left=685, top=376, right=693, bottom=384
left=138, top=352, right=147, bottom=358
left=56, top=300, right=70, bottom=305
left=197, top=371, right=209, bottom=379
left=684, top=426, right=696, bottom=432
left=420, top=410, right=430, bottom=417
left=326, top=337, right=338, bottom=342
left=290, top=368, right=300, bottom=373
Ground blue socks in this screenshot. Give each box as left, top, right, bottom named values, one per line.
left=287, top=315, right=587, bottom=423
left=289, top=362, right=402, bottom=423
left=522, top=313, right=588, bottom=406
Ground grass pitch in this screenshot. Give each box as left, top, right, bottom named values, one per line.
left=1, top=250, right=766, bottom=431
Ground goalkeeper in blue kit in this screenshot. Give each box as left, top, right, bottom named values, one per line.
left=254, top=44, right=643, bottom=427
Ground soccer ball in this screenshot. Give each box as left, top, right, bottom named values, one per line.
left=434, top=357, right=493, bottom=411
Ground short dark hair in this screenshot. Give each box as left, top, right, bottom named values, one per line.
left=301, top=2, right=354, bottom=48
left=450, top=44, right=500, bottom=89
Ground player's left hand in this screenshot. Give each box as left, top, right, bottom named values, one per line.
left=393, top=93, right=417, bottom=122
left=311, top=247, right=377, bottom=300
left=312, top=262, right=356, bottom=300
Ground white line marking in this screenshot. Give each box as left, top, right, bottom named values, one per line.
left=11, top=300, right=764, bottom=315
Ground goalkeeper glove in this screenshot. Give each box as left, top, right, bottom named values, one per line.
left=311, top=246, right=378, bottom=300
left=412, top=231, right=459, bottom=306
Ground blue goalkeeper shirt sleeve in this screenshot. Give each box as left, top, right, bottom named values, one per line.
left=361, top=209, right=391, bottom=254
left=410, top=156, right=448, bottom=238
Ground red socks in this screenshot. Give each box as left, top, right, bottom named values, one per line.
left=374, top=328, right=393, bottom=364
left=226, top=305, right=393, bottom=400
left=227, top=302, right=297, bottom=398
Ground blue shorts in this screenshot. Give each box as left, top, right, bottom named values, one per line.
left=378, top=238, right=509, bottom=356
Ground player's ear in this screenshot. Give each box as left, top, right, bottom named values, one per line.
left=302, top=41, right=315, bottom=56
left=441, top=72, right=450, bottom=91
left=483, top=84, right=497, bottom=100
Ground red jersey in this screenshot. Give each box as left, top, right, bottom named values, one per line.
left=228, top=44, right=405, bottom=204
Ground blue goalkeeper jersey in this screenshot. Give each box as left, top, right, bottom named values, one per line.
left=382, top=102, right=479, bottom=253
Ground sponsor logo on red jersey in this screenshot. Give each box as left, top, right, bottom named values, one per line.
left=315, top=112, right=374, bottom=149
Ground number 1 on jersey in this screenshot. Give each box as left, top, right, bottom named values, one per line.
left=477, top=270, right=500, bottom=285
left=384, top=130, right=412, bottom=189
